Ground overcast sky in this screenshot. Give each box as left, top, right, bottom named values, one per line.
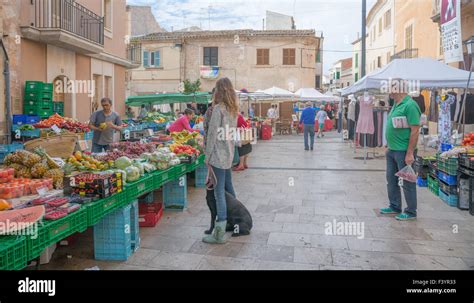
left=126, top=0, right=377, bottom=74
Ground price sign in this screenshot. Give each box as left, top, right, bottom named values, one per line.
left=51, top=124, right=61, bottom=135
left=15, top=129, right=21, bottom=139
left=124, top=130, right=130, bottom=140
left=37, top=187, right=48, bottom=196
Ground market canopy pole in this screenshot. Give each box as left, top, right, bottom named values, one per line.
left=460, top=36, right=474, bottom=136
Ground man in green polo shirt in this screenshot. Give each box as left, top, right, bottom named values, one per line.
left=380, top=93, right=421, bottom=221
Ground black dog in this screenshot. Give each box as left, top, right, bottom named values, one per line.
left=205, top=189, right=253, bottom=237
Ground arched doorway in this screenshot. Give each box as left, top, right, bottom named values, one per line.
left=52, top=75, right=73, bottom=117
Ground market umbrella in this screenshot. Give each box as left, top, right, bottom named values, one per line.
left=294, top=88, right=339, bottom=102
left=126, top=92, right=211, bottom=106
left=341, top=58, right=474, bottom=96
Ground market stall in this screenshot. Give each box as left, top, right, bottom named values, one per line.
left=340, top=58, right=474, bottom=212
left=0, top=86, right=212, bottom=269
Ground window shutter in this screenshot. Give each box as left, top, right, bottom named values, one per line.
left=143, top=51, right=149, bottom=67
left=155, top=51, right=160, bottom=67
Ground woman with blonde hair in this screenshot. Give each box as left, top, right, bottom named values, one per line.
left=203, top=77, right=239, bottom=244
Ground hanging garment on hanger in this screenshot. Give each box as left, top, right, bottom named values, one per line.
left=448, top=92, right=457, bottom=121
left=382, top=111, right=388, bottom=146
left=412, top=95, right=426, bottom=114
left=438, top=94, right=456, bottom=145
left=454, top=94, right=462, bottom=122
left=355, top=101, right=360, bottom=123
left=457, top=94, right=474, bottom=124
left=348, top=101, right=356, bottom=121
left=356, top=95, right=375, bottom=134
left=428, top=91, right=439, bottom=122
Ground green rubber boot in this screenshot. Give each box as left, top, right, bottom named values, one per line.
left=202, top=220, right=227, bottom=244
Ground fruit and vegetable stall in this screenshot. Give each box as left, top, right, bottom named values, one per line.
left=0, top=84, right=263, bottom=270
left=0, top=126, right=207, bottom=270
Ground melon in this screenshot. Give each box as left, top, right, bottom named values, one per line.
left=0, top=205, right=45, bottom=235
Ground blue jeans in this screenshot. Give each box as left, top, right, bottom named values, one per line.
left=386, top=150, right=417, bottom=216
left=303, top=124, right=315, bottom=149
left=210, top=165, right=236, bottom=222
left=92, top=143, right=109, bottom=153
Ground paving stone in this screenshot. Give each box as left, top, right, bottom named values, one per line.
left=255, top=204, right=294, bottom=214
left=197, top=256, right=260, bottom=270
left=267, top=232, right=313, bottom=247
left=346, top=238, right=414, bottom=254
left=187, top=239, right=241, bottom=256
left=257, top=261, right=319, bottom=270
left=293, top=247, right=333, bottom=265
left=235, top=244, right=294, bottom=262
left=140, top=234, right=197, bottom=253
left=149, top=251, right=204, bottom=270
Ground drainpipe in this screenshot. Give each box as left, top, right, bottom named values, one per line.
left=0, top=38, right=11, bottom=144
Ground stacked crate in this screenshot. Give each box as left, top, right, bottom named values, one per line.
left=427, top=161, right=439, bottom=196
left=437, top=154, right=458, bottom=207
left=93, top=201, right=140, bottom=261
left=53, top=101, right=64, bottom=116
left=458, top=154, right=473, bottom=213
left=414, top=156, right=432, bottom=187
left=23, top=81, right=54, bottom=119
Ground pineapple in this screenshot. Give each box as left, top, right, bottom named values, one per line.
left=16, top=166, right=32, bottom=178
left=5, top=152, right=22, bottom=164
left=3, top=153, right=15, bottom=165
left=23, top=153, right=42, bottom=168
left=31, top=162, right=49, bottom=178
left=7, top=163, right=26, bottom=176
left=33, top=147, right=60, bottom=169
left=44, top=169, right=64, bottom=189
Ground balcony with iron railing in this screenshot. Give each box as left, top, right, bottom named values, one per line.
left=21, top=0, right=104, bottom=54
left=391, top=48, right=419, bottom=60
left=127, top=44, right=142, bottom=66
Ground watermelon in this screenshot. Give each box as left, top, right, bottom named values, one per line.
left=0, top=205, right=45, bottom=235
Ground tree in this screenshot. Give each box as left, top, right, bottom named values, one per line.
left=183, top=79, right=201, bottom=94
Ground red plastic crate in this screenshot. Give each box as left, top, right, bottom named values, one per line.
left=139, top=201, right=163, bottom=214
left=138, top=208, right=163, bottom=227
left=260, top=125, right=272, bottom=140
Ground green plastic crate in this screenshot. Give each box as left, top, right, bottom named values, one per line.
left=24, top=99, right=53, bottom=108
left=125, top=174, right=154, bottom=201
left=26, top=206, right=87, bottom=260
left=153, top=167, right=175, bottom=188
left=437, top=154, right=458, bottom=176
left=0, top=236, right=27, bottom=270
left=24, top=81, right=44, bottom=92
left=86, top=191, right=125, bottom=226
left=42, top=83, right=53, bottom=92
left=174, top=164, right=188, bottom=177
left=53, top=102, right=64, bottom=111
left=23, top=105, right=53, bottom=118
left=427, top=175, right=439, bottom=197
left=24, top=91, right=53, bottom=101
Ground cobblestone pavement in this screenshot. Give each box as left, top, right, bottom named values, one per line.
left=41, top=132, right=474, bottom=270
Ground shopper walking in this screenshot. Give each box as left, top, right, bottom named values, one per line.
left=380, top=92, right=421, bottom=221
left=233, top=112, right=252, bottom=171
left=316, top=107, right=328, bottom=138
left=299, top=102, right=316, bottom=151
left=88, top=98, right=122, bottom=153
left=203, top=77, right=239, bottom=244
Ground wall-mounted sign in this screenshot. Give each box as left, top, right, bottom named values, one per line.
left=200, top=66, right=219, bottom=79
left=440, top=0, right=463, bottom=64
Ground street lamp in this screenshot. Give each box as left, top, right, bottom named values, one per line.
left=461, top=36, right=474, bottom=136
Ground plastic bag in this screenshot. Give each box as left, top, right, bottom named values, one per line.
left=395, top=165, right=417, bottom=183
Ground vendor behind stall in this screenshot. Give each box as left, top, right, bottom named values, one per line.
left=168, top=108, right=199, bottom=133
left=89, top=98, right=122, bottom=153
